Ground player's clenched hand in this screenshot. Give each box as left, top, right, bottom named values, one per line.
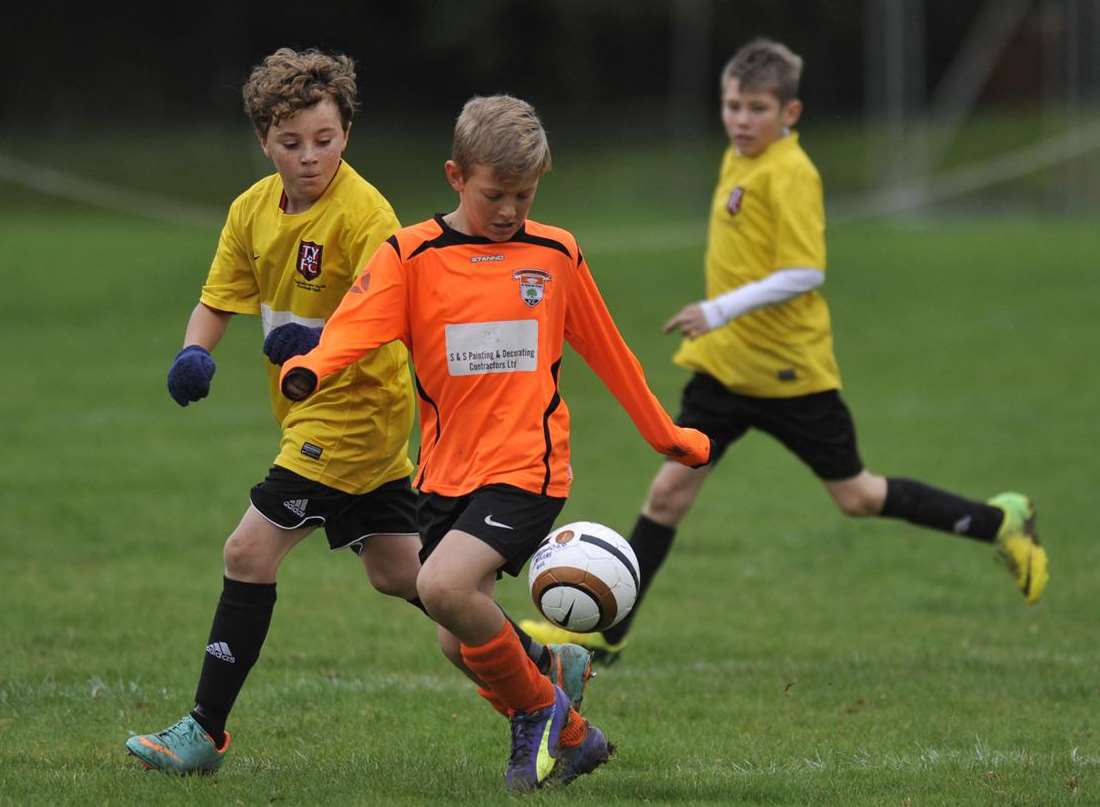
left=281, top=367, right=318, bottom=401
left=663, top=302, right=710, bottom=339
left=167, top=345, right=216, bottom=407
left=667, top=426, right=712, bottom=468
left=263, top=323, right=322, bottom=365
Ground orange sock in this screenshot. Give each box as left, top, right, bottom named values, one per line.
left=476, top=686, right=513, bottom=718
left=461, top=621, right=555, bottom=714
left=559, top=707, right=588, bottom=748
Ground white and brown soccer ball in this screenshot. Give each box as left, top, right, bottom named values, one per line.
left=528, top=521, right=640, bottom=633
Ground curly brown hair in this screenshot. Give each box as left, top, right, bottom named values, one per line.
left=242, top=47, right=359, bottom=137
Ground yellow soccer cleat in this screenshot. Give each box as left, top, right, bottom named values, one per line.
left=519, top=619, right=627, bottom=666
left=989, top=492, right=1049, bottom=605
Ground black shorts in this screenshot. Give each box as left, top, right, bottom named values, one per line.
left=417, top=484, right=566, bottom=577
left=250, top=466, right=418, bottom=553
left=676, top=373, right=864, bottom=481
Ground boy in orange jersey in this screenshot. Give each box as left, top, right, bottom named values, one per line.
left=124, top=52, right=588, bottom=777
left=280, top=95, right=711, bottom=791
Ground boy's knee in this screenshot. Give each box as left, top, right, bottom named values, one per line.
left=646, top=478, right=695, bottom=524
left=222, top=533, right=259, bottom=577
left=834, top=491, right=879, bottom=518
left=364, top=563, right=417, bottom=599
left=416, top=572, right=458, bottom=618
left=222, top=529, right=284, bottom=581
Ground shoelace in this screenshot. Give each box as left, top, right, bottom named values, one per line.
left=157, top=718, right=196, bottom=743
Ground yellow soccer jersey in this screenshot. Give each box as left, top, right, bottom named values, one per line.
left=200, top=160, right=414, bottom=494
left=675, top=132, right=840, bottom=397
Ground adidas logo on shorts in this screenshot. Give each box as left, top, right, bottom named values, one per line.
left=205, top=641, right=236, bottom=664
left=283, top=498, right=309, bottom=518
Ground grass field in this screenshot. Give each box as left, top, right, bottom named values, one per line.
left=1, top=134, right=1098, bottom=805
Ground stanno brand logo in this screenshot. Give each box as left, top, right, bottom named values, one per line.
left=284, top=498, right=309, bottom=518
left=205, top=641, right=236, bottom=663
left=297, top=240, right=323, bottom=280
left=471, top=254, right=505, bottom=263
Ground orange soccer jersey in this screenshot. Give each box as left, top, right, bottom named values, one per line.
left=281, top=215, right=709, bottom=497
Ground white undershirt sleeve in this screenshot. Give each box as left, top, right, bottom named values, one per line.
left=700, top=267, right=824, bottom=330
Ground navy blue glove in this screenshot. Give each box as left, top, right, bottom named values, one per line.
left=167, top=345, right=216, bottom=407
left=263, top=323, right=322, bottom=365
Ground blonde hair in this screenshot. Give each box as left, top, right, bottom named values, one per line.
left=451, top=95, right=552, bottom=180
left=721, top=38, right=803, bottom=104
left=242, top=47, right=358, bottom=137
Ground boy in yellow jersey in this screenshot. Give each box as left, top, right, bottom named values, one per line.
left=521, top=38, right=1049, bottom=665
left=280, top=94, right=711, bottom=790
left=125, top=50, right=588, bottom=776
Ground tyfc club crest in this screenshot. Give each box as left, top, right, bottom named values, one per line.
left=726, top=186, right=745, bottom=215
left=297, top=241, right=323, bottom=281
left=513, top=269, right=551, bottom=307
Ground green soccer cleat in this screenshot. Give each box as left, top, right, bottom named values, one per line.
left=546, top=644, right=595, bottom=710
left=520, top=619, right=627, bottom=667
left=125, top=715, right=230, bottom=774
left=989, top=492, right=1049, bottom=605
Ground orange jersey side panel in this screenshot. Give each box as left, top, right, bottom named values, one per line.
left=282, top=216, right=709, bottom=496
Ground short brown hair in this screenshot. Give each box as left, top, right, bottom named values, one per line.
left=242, top=47, right=359, bottom=137
left=451, top=95, right=552, bottom=181
left=721, top=38, right=803, bottom=104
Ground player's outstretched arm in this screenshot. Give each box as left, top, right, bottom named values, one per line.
left=565, top=257, right=710, bottom=467
left=279, top=243, right=409, bottom=402
left=167, top=303, right=232, bottom=407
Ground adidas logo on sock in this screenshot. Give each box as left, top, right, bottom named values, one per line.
left=283, top=498, right=309, bottom=518
left=205, top=641, right=236, bottom=664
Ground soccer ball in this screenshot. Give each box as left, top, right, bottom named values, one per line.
left=528, top=521, right=640, bottom=633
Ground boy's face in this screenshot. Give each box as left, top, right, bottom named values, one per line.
left=720, top=78, right=802, bottom=158
left=444, top=161, right=539, bottom=241
left=260, top=95, right=348, bottom=206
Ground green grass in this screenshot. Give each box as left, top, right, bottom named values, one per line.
left=2, top=148, right=1098, bottom=804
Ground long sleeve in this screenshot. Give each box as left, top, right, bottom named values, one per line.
left=564, top=255, right=710, bottom=467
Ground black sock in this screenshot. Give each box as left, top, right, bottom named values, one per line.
left=505, top=613, right=550, bottom=673
left=881, top=477, right=1002, bottom=542
left=602, top=514, right=677, bottom=646
left=192, top=577, right=277, bottom=743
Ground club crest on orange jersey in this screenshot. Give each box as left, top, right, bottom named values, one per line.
left=513, top=269, right=551, bottom=307
left=297, top=241, right=323, bottom=280
left=726, top=186, right=745, bottom=215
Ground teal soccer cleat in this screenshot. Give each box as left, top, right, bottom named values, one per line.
left=125, top=714, right=230, bottom=774
left=546, top=643, right=595, bottom=710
